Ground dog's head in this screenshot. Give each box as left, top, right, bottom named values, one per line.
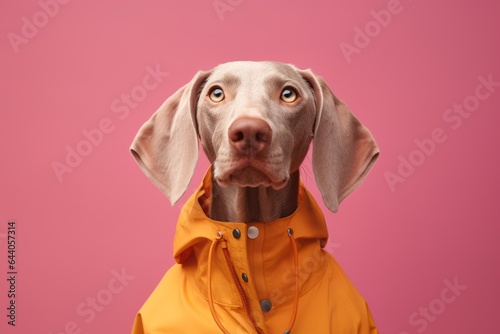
left=131, top=61, right=379, bottom=212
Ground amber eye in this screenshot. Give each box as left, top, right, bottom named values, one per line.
left=209, top=87, right=225, bottom=102
left=280, top=87, right=298, bottom=103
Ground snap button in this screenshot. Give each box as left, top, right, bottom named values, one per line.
left=241, top=273, right=248, bottom=282
left=247, top=226, right=259, bottom=239
left=283, top=330, right=291, bottom=334
left=260, top=299, right=272, bottom=312
left=232, top=228, right=241, bottom=239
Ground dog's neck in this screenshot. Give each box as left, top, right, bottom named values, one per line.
left=209, top=171, right=300, bottom=222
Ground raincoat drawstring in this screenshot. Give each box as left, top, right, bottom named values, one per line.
left=284, top=228, right=300, bottom=333
left=207, top=232, right=231, bottom=334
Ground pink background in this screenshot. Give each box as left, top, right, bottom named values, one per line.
left=1, top=0, right=499, bottom=333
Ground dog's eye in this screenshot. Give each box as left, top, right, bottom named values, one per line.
left=280, top=87, right=298, bottom=103
left=209, top=87, right=225, bottom=102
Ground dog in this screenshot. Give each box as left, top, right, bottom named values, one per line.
left=130, top=61, right=379, bottom=333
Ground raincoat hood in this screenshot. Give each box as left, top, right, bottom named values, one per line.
left=131, top=169, right=378, bottom=333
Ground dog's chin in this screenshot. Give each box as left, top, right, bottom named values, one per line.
left=216, top=166, right=289, bottom=189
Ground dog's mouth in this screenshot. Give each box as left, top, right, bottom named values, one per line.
left=216, top=166, right=289, bottom=189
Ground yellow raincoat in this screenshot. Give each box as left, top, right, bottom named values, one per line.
left=131, top=170, right=378, bottom=333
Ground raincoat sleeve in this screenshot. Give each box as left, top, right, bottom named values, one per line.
left=360, top=301, right=379, bottom=334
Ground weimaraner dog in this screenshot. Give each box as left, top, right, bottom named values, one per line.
left=130, top=61, right=379, bottom=333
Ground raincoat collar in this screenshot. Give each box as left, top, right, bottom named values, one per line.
left=173, top=168, right=329, bottom=263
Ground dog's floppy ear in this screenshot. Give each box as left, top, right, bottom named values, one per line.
left=130, top=71, right=210, bottom=204
left=300, top=70, right=379, bottom=212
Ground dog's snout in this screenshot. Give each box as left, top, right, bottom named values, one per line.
left=228, top=118, right=272, bottom=156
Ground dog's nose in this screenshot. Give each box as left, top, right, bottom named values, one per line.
left=228, top=118, right=272, bottom=156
